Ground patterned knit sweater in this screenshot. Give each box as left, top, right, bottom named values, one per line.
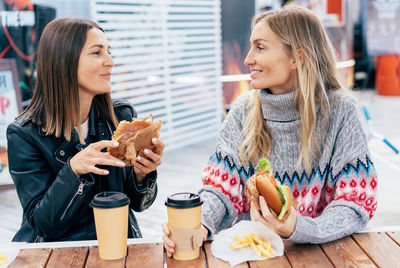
left=199, top=89, right=378, bottom=244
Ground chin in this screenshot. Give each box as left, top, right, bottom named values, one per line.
left=250, top=81, right=265, bottom=90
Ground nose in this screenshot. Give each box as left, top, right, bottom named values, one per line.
left=105, top=53, right=114, bottom=67
left=244, top=49, right=255, bottom=66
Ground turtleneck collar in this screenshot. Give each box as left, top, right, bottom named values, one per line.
left=259, top=89, right=300, bottom=122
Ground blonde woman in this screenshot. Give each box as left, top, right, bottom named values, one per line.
left=163, top=6, right=377, bottom=253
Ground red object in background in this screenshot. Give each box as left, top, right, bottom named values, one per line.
left=0, top=96, right=10, bottom=115
left=222, top=42, right=250, bottom=106
left=221, top=0, right=254, bottom=107
left=327, top=0, right=343, bottom=22
left=5, top=0, right=33, bottom=11
left=375, top=55, right=400, bottom=96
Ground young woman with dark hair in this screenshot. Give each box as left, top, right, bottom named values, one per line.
left=7, top=17, right=164, bottom=242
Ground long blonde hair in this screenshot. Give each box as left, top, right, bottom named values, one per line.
left=239, top=6, right=342, bottom=171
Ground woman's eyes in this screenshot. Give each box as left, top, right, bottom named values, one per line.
left=256, top=46, right=264, bottom=51
left=92, top=50, right=112, bottom=55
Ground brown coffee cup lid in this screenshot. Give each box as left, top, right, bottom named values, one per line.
left=90, top=191, right=130, bottom=209
left=165, top=192, right=202, bottom=209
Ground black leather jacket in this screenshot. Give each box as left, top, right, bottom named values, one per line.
left=7, top=99, right=157, bottom=242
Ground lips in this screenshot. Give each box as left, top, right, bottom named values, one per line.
left=250, top=69, right=262, bottom=79
left=100, top=73, right=111, bottom=79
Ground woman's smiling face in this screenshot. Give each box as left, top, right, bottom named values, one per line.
left=77, top=28, right=114, bottom=98
left=244, top=22, right=298, bottom=94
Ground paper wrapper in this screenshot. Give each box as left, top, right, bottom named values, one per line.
left=0, top=244, right=22, bottom=268
left=211, top=220, right=284, bottom=266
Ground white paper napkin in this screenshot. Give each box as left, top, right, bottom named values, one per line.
left=211, top=220, right=284, bottom=266
left=0, top=243, right=23, bottom=268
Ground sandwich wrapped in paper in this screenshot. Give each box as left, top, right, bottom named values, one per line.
left=108, top=115, right=162, bottom=166
left=247, top=158, right=295, bottom=220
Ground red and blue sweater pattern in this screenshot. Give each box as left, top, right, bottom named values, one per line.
left=202, top=152, right=377, bottom=219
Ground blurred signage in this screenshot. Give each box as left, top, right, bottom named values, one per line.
left=367, top=0, right=400, bottom=55
left=0, top=11, right=35, bottom=27
left=0, top=0, right=36, bottom=105
left=0, top=58, right=21, bottom=185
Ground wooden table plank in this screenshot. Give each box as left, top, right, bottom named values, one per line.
left=321, top=236, right=376, bottom=268
left=166, top=247, right=206, bottom=268
left=203, top=242, right=248, bottom=268
left=248, top=254, right=292, bottom=268
left=352, top=232, right=400, bottom=268
left=8, top=248, right=52, bottom=268
left=284, top=242, right=334, bottom=268
left=46, top=247, right=89, bottom=268
left=126, top=243, right=163, bottom=268
left=85, top=246, right=125, bottom=268
left=386, top=231, right=400, bottom=246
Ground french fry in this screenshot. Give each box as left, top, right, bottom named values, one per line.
left=251, top=234, right=266, bottom=244
left=231, top=233, right=276, bottom=259
left=261, top=240, right=272, bottom=251
left=257, top=244, right=271, bottom=257
left=230, top=241, right=250, bottom=250
left=243, top=235, right=262, bottom=257
left=235, top=235, right=248, bottom=243
left=0, top=253, right=8, bottom=265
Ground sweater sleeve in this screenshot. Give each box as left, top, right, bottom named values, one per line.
left=288, top=95, right=378, bottom=244
left=199, top=92, right=253, bottom=239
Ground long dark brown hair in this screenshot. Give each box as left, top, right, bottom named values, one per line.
left=18, top=17, right=117, bottom=142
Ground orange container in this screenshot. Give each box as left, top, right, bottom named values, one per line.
left=375, top=55, right=400, bottom=96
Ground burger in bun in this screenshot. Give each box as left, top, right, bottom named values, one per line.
left=247, top=158, right=292, bottom=220
left=108, top=115, right=162, bottom=166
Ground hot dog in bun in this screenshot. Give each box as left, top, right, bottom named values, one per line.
left=247, top=158, right=292, bottom=220
left=108, top=115, right=162, bottom=166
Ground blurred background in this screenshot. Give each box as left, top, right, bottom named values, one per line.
left=0, top=0, right=399, bottom=242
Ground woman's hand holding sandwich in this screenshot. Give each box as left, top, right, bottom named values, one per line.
left=108, top=115, right=165, bottom=183
left=247, top=158, right=297, bottom=238
left=133, top=137, right=164, bottom=183
left=250, top=196, right=297, bottom=238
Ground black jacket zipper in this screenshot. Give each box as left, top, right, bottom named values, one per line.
left=60, top=181, right=85, bottom=221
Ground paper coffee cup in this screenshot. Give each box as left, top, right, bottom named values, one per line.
left=165, top=192, right=203, bottom=260
left=90, top=192, right=130, bottom=260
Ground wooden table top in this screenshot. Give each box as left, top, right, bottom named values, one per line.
left=5, top=231, right=400, bottom=267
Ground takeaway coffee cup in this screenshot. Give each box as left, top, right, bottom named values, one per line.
left=90, top=192, right=130, bottom=260
left=165, top=192, right=203, bottom=260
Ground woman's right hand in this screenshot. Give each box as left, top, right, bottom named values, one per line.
left=70, top=140, right=126, bottom=177
left=162, top=222, right=208, bottom=258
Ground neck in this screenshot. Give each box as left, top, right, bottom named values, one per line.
left=269, top=87, right=296, bottom=95
left=79, top=93, right=93, bottom=125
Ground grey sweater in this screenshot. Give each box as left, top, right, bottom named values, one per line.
left=199, top=89, right=378, bottom=244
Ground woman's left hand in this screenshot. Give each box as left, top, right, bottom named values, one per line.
left=132, top=138, right=165, bottom=183
left=250, top=196, right=297, bottom=238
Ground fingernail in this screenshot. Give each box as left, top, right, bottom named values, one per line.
left=168, top=242, right=173, bottom=247
left=104, top=170, right=109, bottom=175
left=144, top=149, right=150, bottom=154
left=116, top=161, right=125, bottom=166
left=113, top=142, right=119, bottom=147
left=152, top=138, right=157, bottom=143
left=137, top=156, right=142, bottom=161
